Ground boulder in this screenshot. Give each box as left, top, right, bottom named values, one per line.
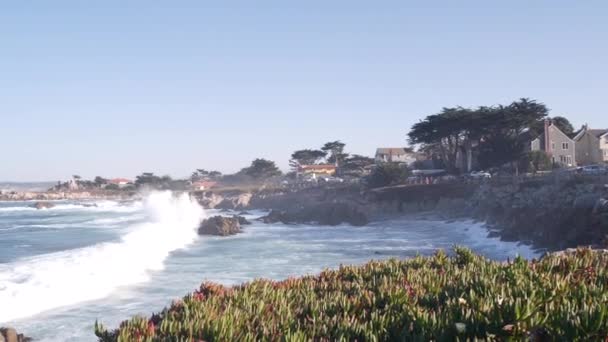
left=233, top=215, right=251, bottom=225
left=198, top=216, right=242, bottom=236
left=32, top=201, right=54, bottom=210
left=0, top=327, right=31, bottom=342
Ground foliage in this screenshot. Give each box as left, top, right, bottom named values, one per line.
left=530, top=116, right=575, bottom=137
left=523, top=151, right=553, bottom=173
left=104, top=183, right=119, bottom=191
left=94, top=176, right=107, bottom=186
left=289, top=149, right=327, bottom=168
left=192, top=169, right=222, bottom=182
left=96, top=248, right=608, bottom=341
left=134, top=173, right=177, bottom=189
left=239, top=159, right=282, bottom=179
left=341, top=154, right=375, bottom=174
left=408, top=98, right=549, bottom=173
left=321, top=140, right=348, bottom=165
left=365, top=163, right=410, bottom=188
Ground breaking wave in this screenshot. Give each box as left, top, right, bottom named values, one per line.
left=0, top=191, right=205, bottom=323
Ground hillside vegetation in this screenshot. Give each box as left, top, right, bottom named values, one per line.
left=96, top=248, right=608, bottom=341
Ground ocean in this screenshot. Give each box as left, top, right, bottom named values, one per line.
left=0, top=191, right=538, bottom=341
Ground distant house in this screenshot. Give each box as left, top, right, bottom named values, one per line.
left=297, top=164, right=337, bottom=178
left=108, top=178, right=132, bottom=188
left=573, top=125, right=608, bottom=165
left=375, top=148, right=417, bottom=165
left=192, top=181, right=217, bottom=191
left=531, top=119, right=576, bottom=167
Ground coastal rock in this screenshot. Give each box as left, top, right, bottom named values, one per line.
left=259, top=203, right=368, bottom=226
left=198, top=216, right=242, bottom=236
left=0, top=327, right=31, bottom=342
left=32, top=201, right=54, bottom=209
left=233, top=215, right=251, bottom=225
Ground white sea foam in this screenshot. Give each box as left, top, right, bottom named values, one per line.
left=0, top=191, right=205, bottom=323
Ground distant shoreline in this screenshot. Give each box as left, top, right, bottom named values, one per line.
left=0, top=190, right=138, bottom=202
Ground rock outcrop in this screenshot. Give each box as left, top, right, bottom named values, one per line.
left=0, top=327, right=31, bottom=342
left=198, top=216, right=242, bottom=236
left=32, top=201, right=54, bottom=209
left=467, top=181, right=608, bottom=250
left=233, top=215, right=251, bottom=225
left=259, top=202, right=368, bottom=226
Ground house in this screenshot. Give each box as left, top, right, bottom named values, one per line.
left=375, top=148, right=417, bottom=165
left=601, top=132, right=608, bottom=163
left=192, top=181, right=217, bottom=191
left=108, top=178, right=132, bottom=188
left=297, top=164, right=336, bottom=178
left=531, top=119, right=576, bottom=167
left=573, top=125, right=608, bottom=165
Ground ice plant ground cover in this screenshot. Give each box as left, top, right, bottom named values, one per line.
left=95, top=248, right=608, bottom=341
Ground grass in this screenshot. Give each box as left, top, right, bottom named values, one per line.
left=95, top=248, right=608, bottom=341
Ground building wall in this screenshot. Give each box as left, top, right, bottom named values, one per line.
left=375, top=153, right=416, bottom=164
left=547, top=125, right=576, bottom=167
left=575, top=132, right=602, bottom=165
left=531, top=138, right=543, bottom=151
left=600, top=135, right=608, bottom=162
left=301, top=168, right=336, bottom=176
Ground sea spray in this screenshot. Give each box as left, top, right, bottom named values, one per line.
left=0, top=191, right=205, bottom=323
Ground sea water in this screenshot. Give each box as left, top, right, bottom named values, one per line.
left=0, top=191, right=538, bottom=341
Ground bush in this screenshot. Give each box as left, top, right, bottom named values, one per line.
left=523, top=151, right=552, bottom=173
left=365, top=163, right=410, bottom=188
left=95, top=248, right=608, bottom=341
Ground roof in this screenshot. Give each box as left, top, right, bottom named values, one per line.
left=298, top=164, right=336, bottom=170
left=375, top=148, right=414, bottom=156
left=588, top=129, right=608, bottom=138
left=109, top=178, right=132, bottom=184
left=573, top=127, right=608, bottom=141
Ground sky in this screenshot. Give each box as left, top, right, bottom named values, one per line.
left=1, top=1, right=606, bottom=181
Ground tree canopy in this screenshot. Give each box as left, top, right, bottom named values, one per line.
left=240, top=159, right=282, bottom=179
left=321, top=141, right=347, bottom=165
left=408, top=98, right=549, bottom=173
left=289, top=149, right=327, bottom=168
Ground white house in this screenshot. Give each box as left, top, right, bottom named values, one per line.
left=375, top=148, right=417, bottom=165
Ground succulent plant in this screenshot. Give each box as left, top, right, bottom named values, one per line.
left=96, top=248, right=608, bottom=341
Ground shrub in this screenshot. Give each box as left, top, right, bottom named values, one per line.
left=96, top=248, right=608, bottom=341
left=365, top=163, right=410, bottom=188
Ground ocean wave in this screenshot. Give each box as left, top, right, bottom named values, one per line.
left=0, top=191, right=205, bottom=323
left=0, top=201, right=141, bottom=214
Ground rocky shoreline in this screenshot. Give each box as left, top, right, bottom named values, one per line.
left=0, top=190, right=137, bottom=202
left=193, top=178, right=608, bottom=251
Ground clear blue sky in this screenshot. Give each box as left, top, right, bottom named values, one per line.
left=1, top=1, right=606, bottom=181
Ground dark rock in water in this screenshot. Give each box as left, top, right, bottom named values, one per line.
left=32, top=201, right=54, bottom=210
left=233, top=215, right=251, bottom=225
left=198, top=216, right=242, bottom=236
left=259, top=203, right=368, bottom=227
left=81, top=203, right=98, bottom=208
left=259, top=210, right=285, bottom=224
left=0, top=327, right=32, bottom=342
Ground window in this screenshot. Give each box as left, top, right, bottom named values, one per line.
left=551, top=141, right=555, bottom=150
left=562, top=142, right=569, bottom=150
left=566, top=156, right=572, bottom=165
